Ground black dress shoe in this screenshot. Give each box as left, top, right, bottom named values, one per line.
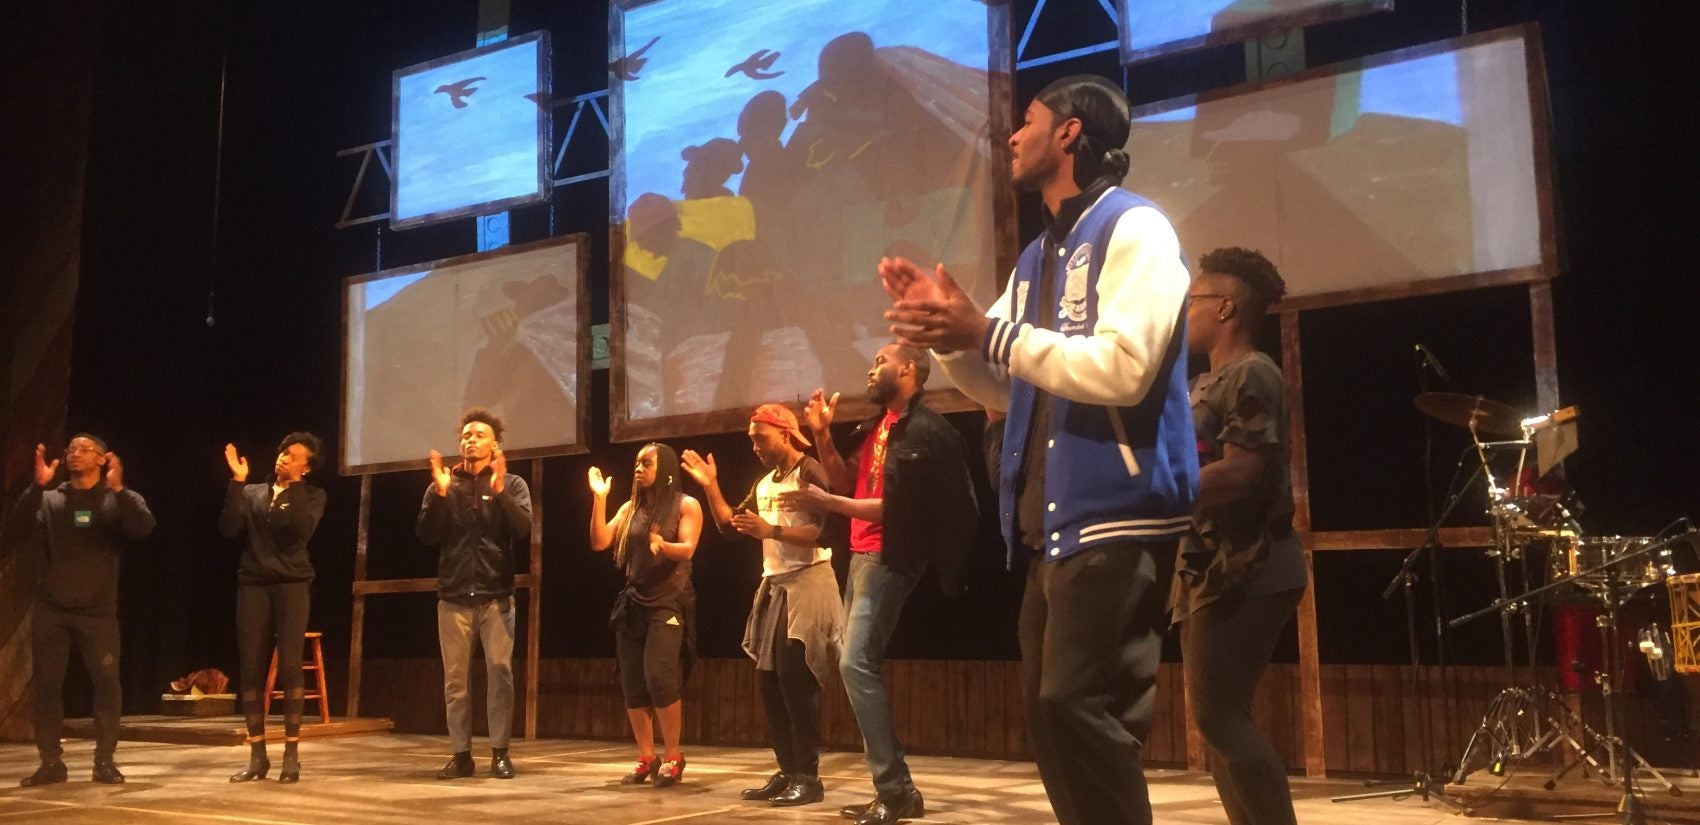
left=841, top=794, right=877, bottom=819
left=229, top=756, right=270, bottom=782
left=92, top=759, right=125, bottom=784
left=490, top=749, right=515, bottom=779
left=855, top=788, right=926, bottom=825
left=20, top=761, right=67, bottom=787
left=770, top=774, right=825, bottom=806
left=740, top=771, right=790, bottom=800
left=278, top=753, right=300, bottom=784
left=437, top=752, right=475, bottom=779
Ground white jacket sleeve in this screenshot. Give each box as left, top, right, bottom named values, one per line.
left=979, top=206, right=1189, bottom=407
left=935, top=267, right=1016, bottom=412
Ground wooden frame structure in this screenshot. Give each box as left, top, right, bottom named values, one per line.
left=339, top=234, right=593, bottom=739
left=387, top=30, right=553, bottom=231
left=1172, top=24, right=1562, bottom=777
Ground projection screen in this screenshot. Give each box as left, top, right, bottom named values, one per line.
left=1123, top=24, right=1557, bottom=310
left=608, top=0, right=1015, bottom=441
left=341, top=234, right=590, bottom=474
left=1116, top=0, right=1392, bottom=66
left=390, top=31, right=552, bottom=230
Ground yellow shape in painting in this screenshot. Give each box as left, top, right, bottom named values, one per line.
left=624, top=242, right=667, bottom=282
left=677, top=196, right=756, bottom=251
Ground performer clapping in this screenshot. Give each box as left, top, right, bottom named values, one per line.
left=220, top=433, right=326, bottom=784
left=588, top=443, right=702, bottom=787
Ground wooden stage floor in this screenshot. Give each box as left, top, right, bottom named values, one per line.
left=1, top=733, right=1695, bottom=824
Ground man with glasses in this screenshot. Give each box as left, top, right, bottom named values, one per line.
left=2, top=436, right=155, bottom=786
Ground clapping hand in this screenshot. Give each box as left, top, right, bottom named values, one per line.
left=489, top=447, right=507, bottom=493
left=679, top=450, right=718, bottom=487
left=776, top=483, right=832, bottom=512
left=879, top=258, right=989, bottom=352
left=224, top=443, right=250, bottom=483
left=731, top=509, right=772, bottom=539
left=428, top=450, right=453, bottom=496
left=104, top=453, right=125, bottom=492
left=32, top=443, right=59, bottom=488
left=803, top=389, right=839, bottom=435
left=587, top=466, right=612, bottom=497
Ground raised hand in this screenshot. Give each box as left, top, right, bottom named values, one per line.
left=731, top=509, right=772, bottom=539
left=32, top=443, right=59, bottom=488
left=587, top=466, right=612, bottom=497
left=224, top=443, right=250, bottom=482
left=489, top=447, right=507, bottom=493
left=428, top=450, right=453, bottom=496
left=679, top=450, right=718, bottom=488
left=884, top=262, right=989, bottom=352
left=104, top=452, right=125, bottom=492
left=803, top=389, right=839, bottom=435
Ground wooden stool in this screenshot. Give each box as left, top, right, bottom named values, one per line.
left=264, top=631, right=331, bottom=724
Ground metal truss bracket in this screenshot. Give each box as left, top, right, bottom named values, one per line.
left=334, top=1, right=1126, bottom=230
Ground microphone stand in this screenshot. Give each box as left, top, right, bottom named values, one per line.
left=1331, top=449, right=1482, bottom=812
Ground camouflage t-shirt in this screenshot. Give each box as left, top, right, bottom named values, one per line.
left=1171, top=351, right=1308, bottom=620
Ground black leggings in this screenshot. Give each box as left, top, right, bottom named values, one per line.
left=1180, top=588, right=1305, bottom=825
left=757, top=607, right=820, bottom=777
left=615, top=604, right=686, bottom=709
left=236, top=581, right=311, bottom=740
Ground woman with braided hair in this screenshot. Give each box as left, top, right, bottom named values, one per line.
left=589, top=443, right=702, bottom=787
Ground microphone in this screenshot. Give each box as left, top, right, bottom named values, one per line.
left=1414, top=343, right=1451, bottom=383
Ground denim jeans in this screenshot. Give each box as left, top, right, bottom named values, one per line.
left=839, top=551, right=921, bottom=795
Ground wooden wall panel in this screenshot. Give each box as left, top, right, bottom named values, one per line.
left=358, top=658, right=1699, bottom=776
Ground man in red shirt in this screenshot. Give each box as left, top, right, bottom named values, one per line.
left=784, top=343, right=978, bottom=825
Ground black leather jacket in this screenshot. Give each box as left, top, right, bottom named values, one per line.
left=840, top=394, right=979, bottom=596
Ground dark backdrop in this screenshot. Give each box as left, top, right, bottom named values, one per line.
left=4, top=0, right=1693, bottom=717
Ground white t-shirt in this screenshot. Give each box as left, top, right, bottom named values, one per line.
left=736, top=456, right=834, bottom=576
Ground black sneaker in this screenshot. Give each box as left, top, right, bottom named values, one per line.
left=92, top=759, right=125, bottom=785
left=20, top=761, right=67, bottom=787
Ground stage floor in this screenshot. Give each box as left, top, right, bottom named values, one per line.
left=1, top=734, right=1694, bottom=824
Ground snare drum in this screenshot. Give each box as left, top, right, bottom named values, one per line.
left=1548, top=536, right=1665, bottom=592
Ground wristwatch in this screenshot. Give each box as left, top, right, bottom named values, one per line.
left=769, top=523, right=781, bottom=540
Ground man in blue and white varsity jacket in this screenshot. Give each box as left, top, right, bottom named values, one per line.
left=879, top=75, right=1197, bottom=825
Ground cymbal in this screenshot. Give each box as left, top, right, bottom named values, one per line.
left=1413, top=392, right=1523, bottom=436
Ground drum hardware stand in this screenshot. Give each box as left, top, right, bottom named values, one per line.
left=1454, top=419, right=1554, bottom=784
left=1453, top=531, right=1695, bottom=822
left=1331, top=450, right=1484, bottom=812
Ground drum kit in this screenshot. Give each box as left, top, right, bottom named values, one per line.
left=1408, top=392, right=1695, bottom=822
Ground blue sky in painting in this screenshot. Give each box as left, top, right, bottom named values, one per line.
left=619, top=0, right=989, bottom=209
left=394, top=38, right=544, bottom=223
left=1133, top=51, right=1462, bottom=129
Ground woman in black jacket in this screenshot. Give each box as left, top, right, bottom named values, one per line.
left=220, top=433, right=326, bottom=784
